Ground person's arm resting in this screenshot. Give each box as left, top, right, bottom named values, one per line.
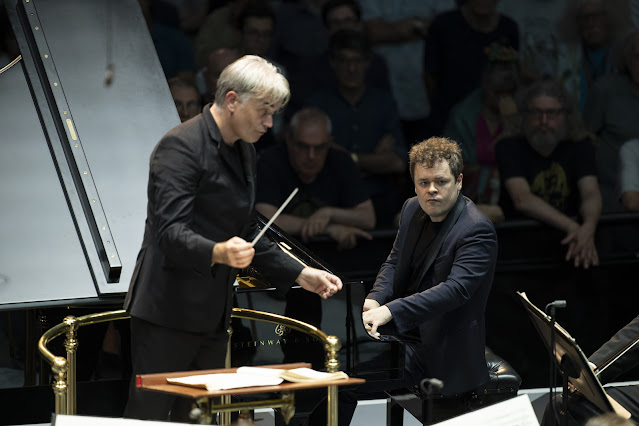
left=562, top=176, right=601, bottom=268
left=256, top=202, right=308, bottom=235
left=504, top=177, right=579, bottom=233
left=256, top=200, right=376, bottom=240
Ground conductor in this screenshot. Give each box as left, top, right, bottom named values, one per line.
left=123, top=55, right=342, bottom=421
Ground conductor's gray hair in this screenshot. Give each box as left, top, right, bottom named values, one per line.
left=214, top=55, right=290, bottom=110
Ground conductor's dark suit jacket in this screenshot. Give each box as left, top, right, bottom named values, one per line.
left=367, top=195, right=497, bottom=395
left=124, top=105, right=304, bottom=333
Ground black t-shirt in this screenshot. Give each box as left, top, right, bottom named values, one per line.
left=496, top=137, right=597, bottom=219
left=256, top=144, right=370, bottom=217
left=219, top=139, right=246, bottom=184
left=405, top=221, right=443, bottom=297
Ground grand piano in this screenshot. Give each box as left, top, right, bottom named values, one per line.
left=0, top=0, right=401, bottom=423
left=6, top=1, right=639, bottom=423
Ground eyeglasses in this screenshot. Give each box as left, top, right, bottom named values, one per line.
left=292, top=141, right=331, bottom=154
left=577, top=11, right=607, bottom=22
left=526, top=108, right=565, bottom=119
left=332, top=54, right=368, bottom=67
left=327, top=16, right=359, bottom=28
left=243, top=29, right=273, bottom=39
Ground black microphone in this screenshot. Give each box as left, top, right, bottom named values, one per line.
left=545, top=300, right=567, bottom=312
left=421, top=378, right=444, bottom=425
left=420, top=377, right=444, bottom=394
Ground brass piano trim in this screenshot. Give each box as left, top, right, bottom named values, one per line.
left=38, top=307, right=342, bottom=424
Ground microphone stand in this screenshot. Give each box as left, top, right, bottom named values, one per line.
left=545, top=300, right=567, bottom=426
left=420, top=378, right=443, bottom=425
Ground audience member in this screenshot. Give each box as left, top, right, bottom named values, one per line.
left=148, top=0, right=209, bottom=35
left=358, top=0, right=454, bottom=145
left=312, top=0, right=390, bottom=92
left=308, top=137, right=497, bottom=425
left=237, top=0, right=287, bottom=142
left=256, top=108, right=375, bottom=250
left=619, top=139, right=639, bottom=211
left=272, top=0, right=329, bottom=61
left=443, top=43, right=521, bottom=223
left=140, top=0, right=196, bottom=81
left=306, top=29, right=407, bottom=227
left=496, top=80, right=601, bottom=269
left=168, top=77, right=201, bottom=123
left=270, top=0, right=330, bottom=115
left=196, top=48, right=241, bottom=105
left=557, top=0, right=630, bottom=110
left=424, top=0, right=519, bottom=137
left=583, top=30, right=639, bottom=213
left=236, top=0, right=277, bottom=60
left=497, top=0, right=568, bottom=84
left=323, top=0, right=363, bottom=34
left=541, top=314, right=639, bottom=426
left=194, top=0, right=248, bottom=69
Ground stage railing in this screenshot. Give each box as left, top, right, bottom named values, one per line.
left=38, top=308, right=342, bottom=424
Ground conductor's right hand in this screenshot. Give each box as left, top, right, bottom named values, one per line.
left=211, top=237, right=255, bottom=268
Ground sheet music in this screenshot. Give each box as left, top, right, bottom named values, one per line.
left=433, top=395, right=539, bottom=426
left=167, top=372, right=283, bottom=390
left=52, top=414, right=184, bottom=425
left=517, top=292, right=631, bottom=419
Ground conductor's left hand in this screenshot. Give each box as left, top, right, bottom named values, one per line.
left=296, top=267, right=342, bottom=299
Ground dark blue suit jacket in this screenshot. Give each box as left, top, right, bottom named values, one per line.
left=367, top=195, right=497, bottom=395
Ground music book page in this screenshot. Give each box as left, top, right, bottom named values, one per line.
left=167, top=367, right=348, bottom=391
left=236, top=366, right=349, bottom=382
left=167, top=372, right=283, bottom=391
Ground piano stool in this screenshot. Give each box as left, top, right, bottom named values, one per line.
left=386, top=347, right=522, bottom=425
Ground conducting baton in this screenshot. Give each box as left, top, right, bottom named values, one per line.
left=251, top=187, right=299, bottom=246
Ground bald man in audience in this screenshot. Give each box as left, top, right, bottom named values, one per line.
left=256, top=107, right=375, bottom=250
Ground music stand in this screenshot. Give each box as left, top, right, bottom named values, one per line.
left=517, top=292, right=629, bottom=420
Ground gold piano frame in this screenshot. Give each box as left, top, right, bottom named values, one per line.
left=38, top=307, right=348, bottom=424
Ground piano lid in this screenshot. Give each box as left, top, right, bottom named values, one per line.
left=0, top=0, right=180, bottom=309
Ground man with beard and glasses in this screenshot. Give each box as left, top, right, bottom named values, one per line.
left=495, top=80, right=602, bottom=269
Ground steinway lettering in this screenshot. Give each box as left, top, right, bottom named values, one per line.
left=233, top=336, right=320, bottom=349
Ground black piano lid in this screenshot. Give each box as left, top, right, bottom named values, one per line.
left=0, top=0, right=179, bottom=309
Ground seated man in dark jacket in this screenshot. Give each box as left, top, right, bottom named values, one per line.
left=310, top=136, right=497, bottom=425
